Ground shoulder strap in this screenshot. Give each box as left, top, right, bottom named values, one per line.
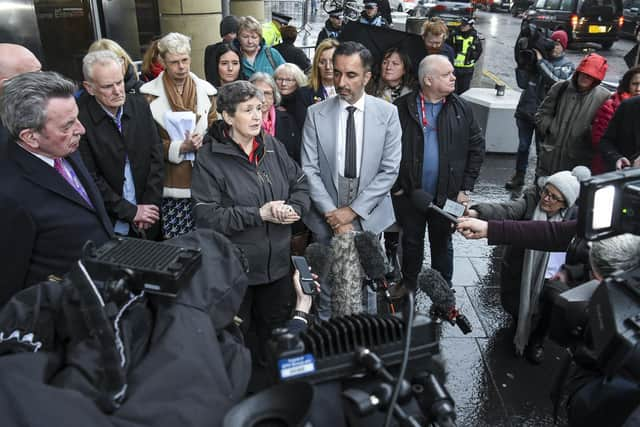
left=553, top=80, right=571, bottom=115
left=264, top=47, right=277, bottom=70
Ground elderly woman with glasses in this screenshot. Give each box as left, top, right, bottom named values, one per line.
left=234, top=16, right=285, bottom=79
left=273, top=62, right=315, bottom=131
left=464, top=166, right=591, bottom=365
left=191, top=81, right=310, bottom=364
left=249, top=72, right=301, bottom=163
left=140, top=32, right=217, bottom=239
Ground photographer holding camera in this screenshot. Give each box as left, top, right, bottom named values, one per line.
left=506, top=29, right=575, bottom=190
left=562, top=233, right=640, bottom=427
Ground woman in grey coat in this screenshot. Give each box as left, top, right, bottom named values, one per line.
left=467, top=166, right=589, bottom=363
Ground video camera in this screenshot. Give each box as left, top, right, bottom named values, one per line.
left=549, top=168, right=640, bottom=381
left=514, top=22, right=556, bottom=75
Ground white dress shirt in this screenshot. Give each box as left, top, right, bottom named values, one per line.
left=336, top=94, right=366, bottom=178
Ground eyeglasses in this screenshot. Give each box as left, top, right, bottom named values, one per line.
left=275, top=77, right=295, bottom=84
left=541, top=187, right=565, bottom=203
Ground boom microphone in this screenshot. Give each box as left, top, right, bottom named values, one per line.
left=330, top=232, right=364, bottom=316
left=418, top=267, right=472, bottom=334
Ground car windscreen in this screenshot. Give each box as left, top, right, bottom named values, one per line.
left=578, top=0, right=622, bottom=14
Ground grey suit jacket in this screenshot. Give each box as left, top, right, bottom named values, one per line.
left=301, top=94, right=401, bottom=240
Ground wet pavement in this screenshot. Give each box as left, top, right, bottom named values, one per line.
left=283, top=9, right=608, bottom=425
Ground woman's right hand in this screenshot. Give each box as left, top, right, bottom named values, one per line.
left=180, top=130, right=203, bottom=153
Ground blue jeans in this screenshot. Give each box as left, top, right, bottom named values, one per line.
left=515, top=118, right=538, bottom=174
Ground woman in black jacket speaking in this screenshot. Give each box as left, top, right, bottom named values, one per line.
left=191, top=81, right=310, bottom=362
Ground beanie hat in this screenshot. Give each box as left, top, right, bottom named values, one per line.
left=550, top=30, right=568, bottom=50
left=576, top=53, right=608, bottom=82
left=220, top=15, right=239, bottom=37
left=543, top=166, right=592, bottom=207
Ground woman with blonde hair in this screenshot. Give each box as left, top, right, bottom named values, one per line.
left=88, top=38, right=143, bottom=93
left=309, top=38, right=339, bottom=103
left=234, top=16, right=285, bottom=78
left=273, top=63, right=315, bottom=129
left=140, top=32, right=217, bottom=239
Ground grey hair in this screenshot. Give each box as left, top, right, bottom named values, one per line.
left=249, top=72, right=281, bottom=105
left=157, top=32, right=192, bottom=59
left=0, top=71, right=76, bottom=141
left=82, top=49, right=123, bottom=81
left=238, top=16, right=263, bottom=37
left=274, top=63, right=309, bottom=88
left=590, top=233, right=640, bottom=279
left=216, top=80, right=264, bottom=115
left=418, top=54, right=449, bottom=88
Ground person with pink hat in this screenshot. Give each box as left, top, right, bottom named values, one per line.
left=535, top=52, right=610, bottom=178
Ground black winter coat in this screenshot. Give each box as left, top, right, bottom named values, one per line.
left=0, top=230, right=250, bottom=427
left=393, top=90, right=485, bottom=206
left=599, top=96, right=640, bottom=170
left=78, top=94, right=164, bottom=239
left=274, top=42, right=311, bottom=72
left=192, top=121, right=310, bottom=285
left=275, top=109, right=302, bottom=164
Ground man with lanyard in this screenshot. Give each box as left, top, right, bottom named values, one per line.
left=78, top=50, right=164, bottom=239
left=262, top=12, right=292, bottom=47
left=449, top=17, right=483, bottom=94
left=392, top=54, right=484, bottom=290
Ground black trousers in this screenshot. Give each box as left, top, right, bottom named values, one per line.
left=238, top=274, right=294, bottom=363
left=393, top=194, right=454, bottom=289
left=454, top=68, right=474, bottom=94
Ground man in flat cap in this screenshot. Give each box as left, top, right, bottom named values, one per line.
left=316, top=8, right=344, bottom=47
left=263, top=12, right=292, bottom=47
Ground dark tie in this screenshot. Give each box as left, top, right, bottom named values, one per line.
left=344, top=106, right=357, bottom=179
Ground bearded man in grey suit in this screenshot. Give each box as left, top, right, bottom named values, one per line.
left=301, top=41, right=402, bottom=317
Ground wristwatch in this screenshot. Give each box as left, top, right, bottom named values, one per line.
left=292, top=310, right=313, bottom=324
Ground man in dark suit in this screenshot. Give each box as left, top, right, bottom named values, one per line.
left=0, top=71, right=112, bottom=306
left=0, top=43, right=42, bottom=159
left=78, top=50, right=163, bottom=239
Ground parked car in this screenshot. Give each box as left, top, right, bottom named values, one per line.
left=390, top=0, right=422, bottom=11
left=477, top=0, right=513, bottom=12
left=511, top=0, right=534, bottom=14
left=411, top=0, right=475, bottom=28
left=523, top=0, right=624, bottom=49
left=619, top=0, right=640, bottom=38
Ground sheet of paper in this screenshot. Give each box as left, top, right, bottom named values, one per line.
left=164, top=111, right=196, bottom=161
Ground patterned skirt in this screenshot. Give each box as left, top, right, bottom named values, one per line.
left=162, top=197, right=195, bottom=239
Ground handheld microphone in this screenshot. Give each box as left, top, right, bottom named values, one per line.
left=355, top=231, right=397, bottom=313
left=417, top=267, right=472, bottom=334
left=410, top=190, right=460, bottom=225
left=304, top=242, right=332, bottom=284
left=354, top=231, right=387, bottom=282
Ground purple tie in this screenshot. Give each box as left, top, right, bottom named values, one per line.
left=54, top=158, right=93, bottom=207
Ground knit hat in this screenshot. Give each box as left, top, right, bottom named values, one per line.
left=543, top=166, right=592, bottom=207
left=550, top=30, right=568, bottom=50
left=220, top=15, right=239, bottom=37
left=576, top=53, right=608, bottom=82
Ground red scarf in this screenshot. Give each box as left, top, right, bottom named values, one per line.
left=262, top=106, right=276, bottom=136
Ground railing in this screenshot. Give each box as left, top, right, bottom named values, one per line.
left=264, top=0, right=310, bottom=29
